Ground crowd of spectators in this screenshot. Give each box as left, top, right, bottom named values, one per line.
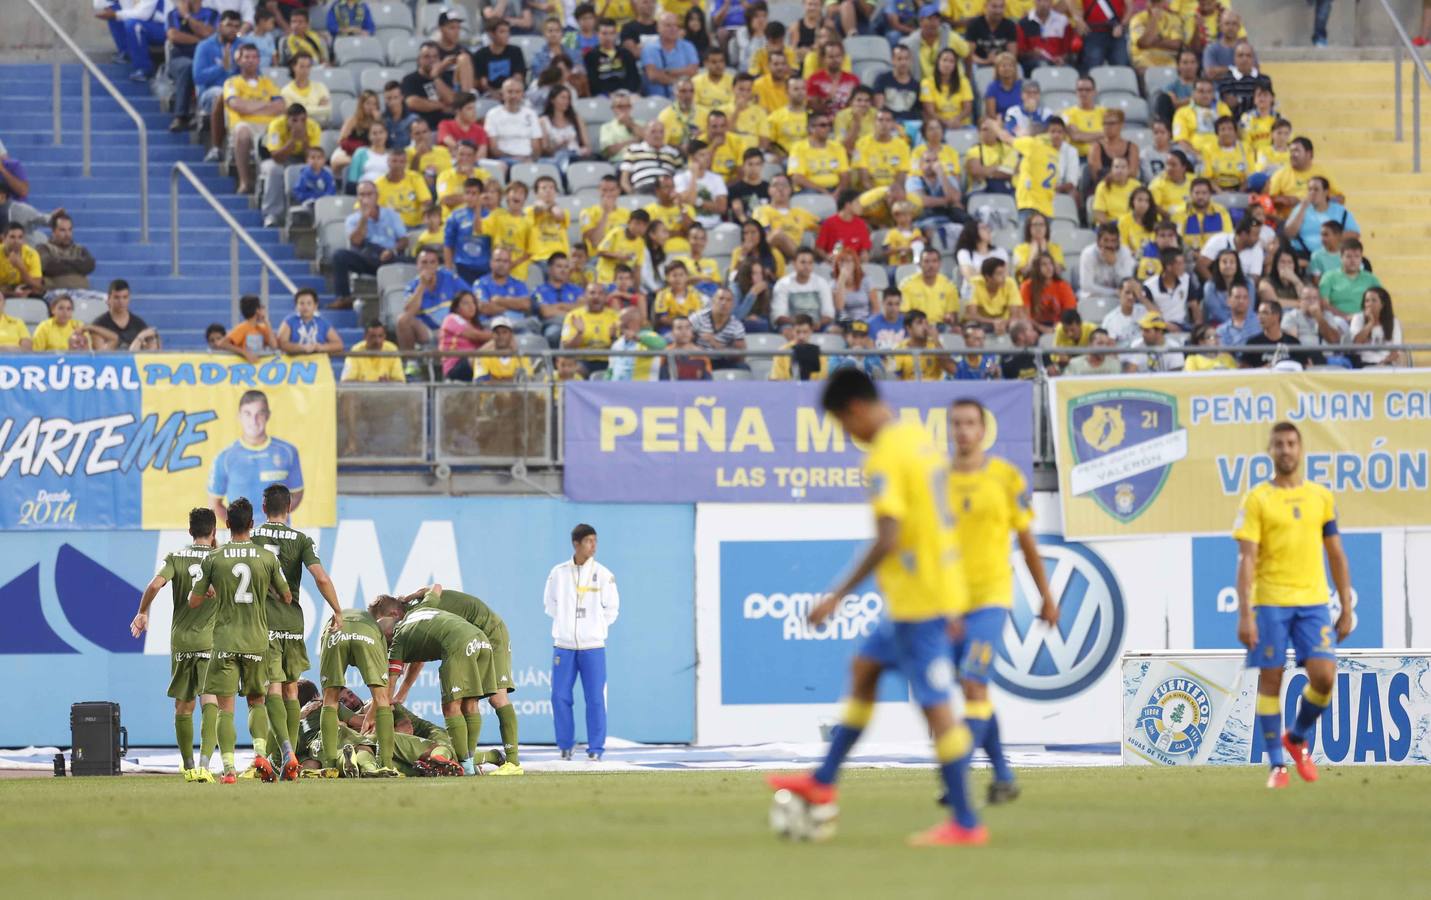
left=24, top=0, right=1403, bottom=378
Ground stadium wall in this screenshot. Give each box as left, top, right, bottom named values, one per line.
left=0, top=496, right=696, bottom=747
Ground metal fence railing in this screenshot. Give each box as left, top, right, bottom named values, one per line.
left=1380, top=0, right=1431, bottom=172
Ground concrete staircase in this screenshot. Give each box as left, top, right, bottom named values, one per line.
left=1267, top=60, right=1431, bottom=340
left=2, top=62, right=347, bottom=349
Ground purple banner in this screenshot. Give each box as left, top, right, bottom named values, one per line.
left=563, top=381, right=1036, bottom=503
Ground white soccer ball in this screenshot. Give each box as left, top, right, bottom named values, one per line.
left=768, top=789, right=839, bottom=843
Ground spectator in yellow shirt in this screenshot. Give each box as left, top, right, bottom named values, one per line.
left=1149, top=150, right=1195, bottom=218
left=1172, top=78, right=1231, bottom=160
left=1129, top=0, right=1186, bottom=72
left=1093, top=157, right=1143, bottom=224
left=1061, top=77, right=1105, bottom=158
left=484, top=181, right=536, bottom=279
left=964, top=257, right=1024, bottom=334
left=0, top=223, right=44, bottom=297
left=260, top=103, right=321, bottom=227
left=653, top=260, right=706, bottom=330
left=899, top=247, right=960, bottom=329
left=659, top=77, right=708, bottom=148
left=692, top=45, right=735, bottom=111
left=854, top=109, right=913, bottom=190
left=223, top=43, right=284, bottom=194
left=30, top=294, right=95, bottom=351
left=0, top=292, right=33, bottom=350
left=1267, top=136, right=1342, bottom=216
left=341, top=321, right=406, bottom=382
left=526, top=175, right=573, bottom=264
left=920, top=48, right=973, bottom=131
left=786, top=112, right=849, bottom=196
left=752, top=48, right=792, bottom=112
left=406, top=119, right=454, bottom=187
left=768, top=313, right=828, bottom=380
left=376, top=149, right=434, bottom=229
left=561, top=284, right=622, bottom=371
left=888, top=309, right=952, bottom=381
left=595, top=209, right=651, bottom=283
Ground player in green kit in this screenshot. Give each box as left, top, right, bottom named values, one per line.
left=381, top=586, right=498, bottom=777
left=317, top=606, right=400, bottom=776
left=252, top=485, right=346, bottom=771
left=130, top=508, right=220, bottom=783
left=383, top=587, right=523, bottom=774
left=189, top=497, right=293, bottom=784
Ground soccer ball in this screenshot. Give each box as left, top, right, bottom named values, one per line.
left=768, top=789, right=839, bottom=843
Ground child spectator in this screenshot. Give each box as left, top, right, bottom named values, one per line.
left=227, top=293, right=278, bottom=355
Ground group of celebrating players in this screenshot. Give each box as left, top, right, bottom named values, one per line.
left=767, top=367, right=1354, bottom=846
left=130, top=484, right=524, bottom=782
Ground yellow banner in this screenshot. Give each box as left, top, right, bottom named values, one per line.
left=1048, top=370, right=1431, bottom=538
left=137, top=353, right=336, bottom=530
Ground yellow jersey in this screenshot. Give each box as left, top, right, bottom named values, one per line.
left=1060, top=104, right=1106, bottom=157
left=786, top=139, right=848, bottom=190
left=560, top=305, right=620, bottom=353
left=1093, top=177, right=1143, bottom=221
left=899, top=273, right=958, bottom=323
left=0, top=245, right=42, bottom=290
left=474, top=354, right=535, bottom=382
left=1267, top=162, right=1340, bottom=201
left=1128, top=8, right=1187, bottom=70
left=222, top=74, right=281, bottom=129
left=888, top=339, right=946, bottom=381
left=864, top=422, right=967, bottom=620
left=375, top=171, right=433, bottom=228
left=653, top=287, right=704, bottom=321
left=1149, top=173, right=1192, bottom=218
left=949, top=457, right=1032, bottom=608
left=31, top=317, right=82, bottom=351
left=707, top=133, right=748, bottom=182
left=768, top=341, right=828, bottom=381
left=436, top=167, right=491, bottom=220
left=752, top=204, right=819, bottom=247
left=752, top=73, right=789, bottom=112
left=0, top=313, right=31, bottom=348
left=408, top=144, right=454, bottom=179
left=1239, top=111, right=1277, bottom=158
left=1233, top=480, right=1337, bottom=608
left=598, top=0, right=634, bottom=21
left=768, top=107, right=809, bottom=153
left=1255, top=145, right=1291, bottom=175
left=801, top=50, right=853, bottom=79
left=1118, top=213, right=1157, bottom=255
left=341, top=339, right=405, bottom=382
left=883, top=228, right=924, bottom=266
left=728, top=103, right=770, bottom=146
left=919, top=77, right=973, bottom=125
left=482, top=207, right=535, bottom=278
left=691, top=71, right=735, bottom=112
left=1012, top=241, right=1064, bottom=276
left=964, top=141, right=1019, bottom=193
left=264, top=117, right=321, bottom=156
left=595, top=226, right=648, bottom=283
left=1201, top=141, right=1251, bottom=191
left=908, top=142, right=963, bottom=178
left=578, top=204, right=631, bottom=254
left=853, top=134, right=912, bottom=188
left=967, top=276, right=1023, bottom=320
left=658, top=102, right=709, bottom=149
left=910, top=31, right=971, bottom=81
left=525, top=205, right=572, bottom=261
left=413, top=227, right=445, bottom=251
left=643, top=200, right=695, bottom=235
left=833, top=106, right=877, bottom=147
left=1012, top=135, right=1060, bottom=217
left=1172, top=100, right=1231, bottom=158
left=857, top=186, right=923, bottom=227
left=747, top=44, right=799, bottom=78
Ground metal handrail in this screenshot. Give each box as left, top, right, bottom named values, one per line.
left=27, top=0, right=149, bottom=242
left=1380, top=0, right=1431, bottom=172
left=171, top=163, right=299, bottom=320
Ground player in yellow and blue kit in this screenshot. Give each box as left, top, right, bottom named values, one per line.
left=766, top=368, right=986, bottom=848
left=946, top=398, right=1057, bottom=805
left=1235, top=422, right=1353, bottom=790
left=208, top=389, right=304, bottom=527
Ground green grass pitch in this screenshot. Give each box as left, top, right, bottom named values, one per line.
left=4, top=766, right=1427, bottom=898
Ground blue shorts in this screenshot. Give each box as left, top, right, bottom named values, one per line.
left=952, top=606, right=1009, bottom=685
left=856, top=617, right=955, bottom=708
left=1245, top=604, right=1336, bottom=669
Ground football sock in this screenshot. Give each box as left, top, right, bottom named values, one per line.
left=464, top=712, right=482, bottom=760
left=200, top=703, right=219, bottom=767
left=963, top=698, right=992, bottom=765
left=1291, top=685, right=1331, bottom=742
left=248, top=704, right=270, bottom=759
left=319, top=706, right=339, bottom=768
left=984, top=711, right=1014, bottom=783
left=935, top=723, right=978, bottom=829
left=375, top=705, right=395, bottom=769
left=264, top=693, right=292, bottom=757
left=813, top=698, right=873, bottom=786
left=175, top=713, right=194, bottom=770
left=496, top=704, right=520, bottom=764
left=218, top=710, right=236, bottom=772
left=285, top=699, right=300, bottom=754
left=354, top=748, right=378, bottom=774
left=1257, top=693, right=1284, bottom=767
left=445, top=715, right=470, bottom=762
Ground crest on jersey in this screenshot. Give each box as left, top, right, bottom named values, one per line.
left=1133, top=677, right=1212, bottom=758
left=993, top=536, right=1125, bottom=701
left=1066, top=389, right=1187, bottom=524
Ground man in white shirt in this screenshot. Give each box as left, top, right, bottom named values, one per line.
left=1079, top=224, right=1136, bottom=307
left=1101, top=277, right=1149, bottom=346
left=1196, top=216, right=1265, bottom=284
left=483, top=77, right=543, bottom=163
left=1128, top=312, right=1185, bottom=371
left=771, top=247, right=835, bottom=332
left=543, top=523, right=620, bottom=762
left=1281, top=283, right=1350, bottom=350
left=1141, top=248, right=1192, bottom=330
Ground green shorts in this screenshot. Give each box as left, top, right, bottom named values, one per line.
left=203, top=652, right=268, bottom=697
left=319, top=630, right=390, bottom=690
left=266, top=632, right=310, bottom=683
left=167, top=649, right=212, bottom=701
left=487, top=622, right=515, bottom=694
left=438, top=638, right=495, bottom=700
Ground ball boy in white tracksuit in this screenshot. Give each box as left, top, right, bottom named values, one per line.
left=544, top=523, right=620, bottom=760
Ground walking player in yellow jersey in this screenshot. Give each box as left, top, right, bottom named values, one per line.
left=947, top=398, right=1056, bottom=805
left=1234, top=422, right=1353, bottom=790
left=767, top=368, right=986, bottom=848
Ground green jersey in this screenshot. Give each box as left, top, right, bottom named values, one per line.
left=419, top=589, right=503, bottom=636
left=195, top=539, right=290, bottom=655
left=388, top=604, right=481, bottom=664
left=393, top=702, right=447, bottom=742
left=252, top=521, right=320, bottom=635
left=158, top=543, right=218, bottom=652
left=337, top=608, right=386, bottom=645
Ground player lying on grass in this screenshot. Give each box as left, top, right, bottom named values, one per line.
left=378, top=585, right=501, bottom=776
left=317, top=605, right=400, bottom=777
left=295, top=694, right=463, bottom=778
left=131, top=507, right=221, bottom=783
left=188, top=498, right=296, bottom=784
left=375, top=587, right=520, bottom=773
left=767, top=368, right=985, bottom=847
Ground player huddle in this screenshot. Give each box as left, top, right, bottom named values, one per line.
left=131, top=484, right=523, bottom=782
left=767, top=369, right=1354, bottom=847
